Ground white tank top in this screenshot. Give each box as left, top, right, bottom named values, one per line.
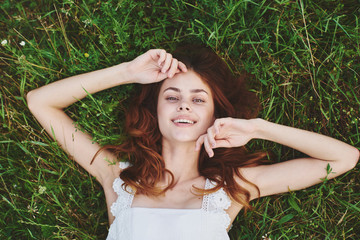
left=107, top=162, right=231, bottom=240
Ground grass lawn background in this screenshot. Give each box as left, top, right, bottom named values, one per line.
left=1, top=0, right=359, bottom=239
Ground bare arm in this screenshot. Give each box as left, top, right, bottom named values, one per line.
left=27, top=63, right=131, bottom=186
left=27, top=49, right=187, bottom=186
left=196, top=118, right=359, bottom=198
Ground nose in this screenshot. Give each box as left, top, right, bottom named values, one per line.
left=177, top=101, right=191, bottom=112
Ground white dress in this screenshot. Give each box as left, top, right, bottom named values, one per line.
left=107, top=162, right=232, bottom=240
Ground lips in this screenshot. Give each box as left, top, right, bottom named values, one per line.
left=171, top=116, right=197, bottom=125
left=173, top=119, right=195, bottom=124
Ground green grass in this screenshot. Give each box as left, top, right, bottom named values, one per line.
left=1, top=0, right=359, bottom=239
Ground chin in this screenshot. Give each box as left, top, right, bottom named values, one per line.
left=173, top=136, right=198, bottom=143
left=164, top=133, right=200, bottom=144
left=160, top=125, right=207, bottom=144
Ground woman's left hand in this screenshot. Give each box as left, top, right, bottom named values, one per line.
left=195, top=117, right=257, bottom=157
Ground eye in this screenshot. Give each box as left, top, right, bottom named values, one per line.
left=166, top=96, right=179, bottom=102
left=193, top=98, right=205, bottom=103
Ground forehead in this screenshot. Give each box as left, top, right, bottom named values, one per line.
left=159, top=70, right=212, bottom=94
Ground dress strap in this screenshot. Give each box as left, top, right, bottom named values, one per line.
left=201, top=179, right=212, bottom=212
left=201, top=179, right=232, bottom=231
left=110, top=162, right=134, bottom=217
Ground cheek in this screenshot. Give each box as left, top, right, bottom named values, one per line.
left=157, top=102, right=170, bottom=131
left=157, top=101, right=168, bottom=119
left=201, top=108, right=215, bottom=129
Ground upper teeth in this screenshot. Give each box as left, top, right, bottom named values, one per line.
left=173, top=119, right=195, bottom=124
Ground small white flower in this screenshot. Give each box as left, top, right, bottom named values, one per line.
left=38, top=185, right=46, bottom=194
left=261, top=233, right=271, bottom=240
left=82, top=19, right=91, bottom=28
left=1, top=39, right=7, bottom=46
left=20, top=41, right=26, bottom=46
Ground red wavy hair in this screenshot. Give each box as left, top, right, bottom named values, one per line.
left=94, top=45, right=268, bottom=210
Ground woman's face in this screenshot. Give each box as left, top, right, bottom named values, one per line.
left=157, top=70, right=215, bottom=143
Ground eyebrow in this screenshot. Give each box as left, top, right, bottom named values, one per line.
left=163, top=87, right=208, bottom=95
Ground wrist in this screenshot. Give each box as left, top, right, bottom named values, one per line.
left=114, top=61, right=134, bottom=85
left=251, top=118, right=269, bottom=140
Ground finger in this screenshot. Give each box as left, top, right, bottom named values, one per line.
left=174, top=61, right=186, bottom=74
left=178, top=61, right=188, bottom=72
left=157, top=49, right=167, bottom=66
left=204, top=137, right=214, bottom=157
left=195, top=135, right=205, bottom=151
left=168, top=58, right=179, bottom=78
left=213, top=118, right=227, bottom=135
left=212, top=139, right=229, bottom=149
left=206, top=127, right=217, bottom=148
left=213, top=119, right=221, bottom=135
left=161, top=53, right=173, bottom=73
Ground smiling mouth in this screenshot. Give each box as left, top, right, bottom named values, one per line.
left=172, top=119, right=196, bottom=124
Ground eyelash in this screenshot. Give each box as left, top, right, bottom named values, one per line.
left=165, top=97, right=205, bottom=103
left=193, top=98, right=205, bottom=103
left=166, top=96, right=179, bottom=101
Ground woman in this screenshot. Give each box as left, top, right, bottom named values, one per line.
left=27, top=45, right=359, bottom=240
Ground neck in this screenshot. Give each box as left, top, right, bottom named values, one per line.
left=161, top=139, right=201, bottom=184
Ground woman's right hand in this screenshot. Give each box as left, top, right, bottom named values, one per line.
left=126, top=49, right=187, bottom=84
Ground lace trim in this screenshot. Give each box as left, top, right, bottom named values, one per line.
left=201, top=179, right=211, bottom=212
left=107, top=162, right=134, bottom=240
left=110, top=162, right=134, bottom=217
left=202, top=179, right=232, bottom=233
left=110, top=178, right=134, bottom=217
